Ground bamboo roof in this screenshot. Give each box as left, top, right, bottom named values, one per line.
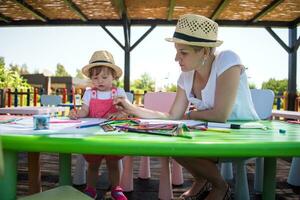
left=0, top=0, right=299, bottom=27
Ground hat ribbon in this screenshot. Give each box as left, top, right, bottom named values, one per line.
left=90, top=60, right=113, bottom=64
left=173, top=32, right=217, bottom=43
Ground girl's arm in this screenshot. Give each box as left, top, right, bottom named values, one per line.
left=187, top=65, right=241, bottom=122
left=69, top=104, right=89, bottom=119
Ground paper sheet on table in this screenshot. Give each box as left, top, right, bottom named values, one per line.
left=0, top=118, right=109, bottom=137
left=138, top=119, right=267, bottom=130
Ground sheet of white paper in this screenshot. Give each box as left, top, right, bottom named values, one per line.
left=0, top=118, right=110, bottom=137
left=139, top=119, right=209, bottom=127
left=138, top=119, right=267, bottom=130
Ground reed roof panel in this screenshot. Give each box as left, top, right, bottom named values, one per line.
left=0, top=0, right=298, bottom=27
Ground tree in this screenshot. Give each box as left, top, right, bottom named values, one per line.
left=164, top=83, right=177, bottom=92
left=75, top=69, right=85, bottom=79
left=249, top=83, right=256, bottom=89
left=0, top=57, right=31, bottom=89
left=115, top=78, right=124, bottom=88
left=55, top=63, right=70, bottom=76
left=9, top=63, right=29, bottom=75
left=131, top=73, right=155, bottom=92
left=20, top=64, right=29, bottom=75
left=261, top=78, right=287, bottom=95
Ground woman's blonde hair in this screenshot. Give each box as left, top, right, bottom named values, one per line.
left=191, top=45, right=216, bottom=55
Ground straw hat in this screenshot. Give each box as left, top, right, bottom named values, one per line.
left=166, top=14, right=223, bottom=47
left=82, top=50, right=122, bottom=78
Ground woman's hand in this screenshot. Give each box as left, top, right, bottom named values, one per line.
left=68, top=109, right=79, bottom=119
left=106, top=112, right=128, bottom=120
left=113, top=96, right=135, bottom=114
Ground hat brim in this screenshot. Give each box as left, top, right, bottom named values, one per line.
left=165, top=37, right=223, bottom=47
left=82, top=62, right=123, bottom=78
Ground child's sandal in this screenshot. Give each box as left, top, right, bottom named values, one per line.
left=111, top=186, right=127, bottom=200
left=84, top=186, right=97, bottom=199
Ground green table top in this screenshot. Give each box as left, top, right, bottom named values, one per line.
left=1, top=120, right=300, bottom=157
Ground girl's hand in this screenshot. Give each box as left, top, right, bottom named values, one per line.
left=69, top=109, right=79, bottom=119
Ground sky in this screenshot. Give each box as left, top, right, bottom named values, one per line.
left=0, top=25, right=299, bottom=90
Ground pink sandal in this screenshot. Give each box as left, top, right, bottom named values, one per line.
left=84, top=186, right=97, bottom=199
left=111, top=186, right=127, bottom=200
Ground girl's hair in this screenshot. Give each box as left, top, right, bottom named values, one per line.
left=88, top=66, right=117, bottom=79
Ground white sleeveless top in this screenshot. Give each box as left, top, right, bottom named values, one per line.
left=177, top=50, right=259, bottom=120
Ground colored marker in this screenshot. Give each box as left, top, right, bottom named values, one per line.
left=206, top=128, right=231, bottom=133
left=76, top=122, right=101, bottom=128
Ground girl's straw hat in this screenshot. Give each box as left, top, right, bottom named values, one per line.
left=82, top=50, right=122, bottom=78
left=166, top=14, right=223, bottom=47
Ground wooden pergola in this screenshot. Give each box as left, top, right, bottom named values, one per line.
left=0, top=0, right=299, bottom=110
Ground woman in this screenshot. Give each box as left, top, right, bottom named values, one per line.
left=114, top=14, right=259, bottom=200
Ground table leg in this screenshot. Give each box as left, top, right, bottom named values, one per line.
left=59, top=153, right=71, bottom=185
left=263, top=157, right=277, bottom=200
left=0, top=150, right=17, bottom=200
left=28, top=152, right=41, bottom=194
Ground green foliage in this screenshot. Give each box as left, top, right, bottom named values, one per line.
left=0, top=57, right=32, bottom=89
left=115, top=78, right=124, bottom=88
left=261, top=78, right=287, bottom=95
left=55, top=63, right=70, bottom=77
left=9, top=63, right=29, bottom=75
left=75, top=68, right=85, bottom=79
left=249, top=83, right=257, bottom=89
left=164, top=83, right=177, bottom=92
left=130, top=73, right=155, bottom=92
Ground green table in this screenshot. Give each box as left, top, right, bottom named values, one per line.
left=0, top=120, right=300, bottom=200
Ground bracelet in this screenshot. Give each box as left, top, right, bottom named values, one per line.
left=186, top=111, right=192, bottom=120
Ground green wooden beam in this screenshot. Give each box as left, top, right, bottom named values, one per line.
left=210, top=0, right=230, bottom=20
left=251, top=0, right=283, bottom=23
left=111, top=0, right=127, bottom=18
left=0, top=13, right=11, bottom=23
left=63, top=0, right=87, bottom=22
left=12, top=0, right=48, bottom=22
left=167, top=0, right=176, bottom=21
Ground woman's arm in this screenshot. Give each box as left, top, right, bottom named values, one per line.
left=168, top=86, right=190, bottom=119
left=113, top=87, right=189, bottom=119
left=188, top=65, right=241, bottom=122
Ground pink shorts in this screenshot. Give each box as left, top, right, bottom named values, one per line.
left=83, top=154, right=123, bottom=164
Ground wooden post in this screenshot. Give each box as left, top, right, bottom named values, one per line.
left=7, top=88, right=11, bottom=107
left=14, top=89, right=18, bottom=107
left=62, top=88, right=67, bottom=103
left=33, top=88, right=38, bottom=106
left=20, top=89, right=23, bottom=106
left=28, top=153, right=41, bottom=194
left=26, top=89, right=30, bottom=106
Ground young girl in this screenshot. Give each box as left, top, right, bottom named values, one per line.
left=69, top=50, right=127, bottom=200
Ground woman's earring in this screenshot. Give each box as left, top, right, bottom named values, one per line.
left=202, top=58, right=206, bottom=66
